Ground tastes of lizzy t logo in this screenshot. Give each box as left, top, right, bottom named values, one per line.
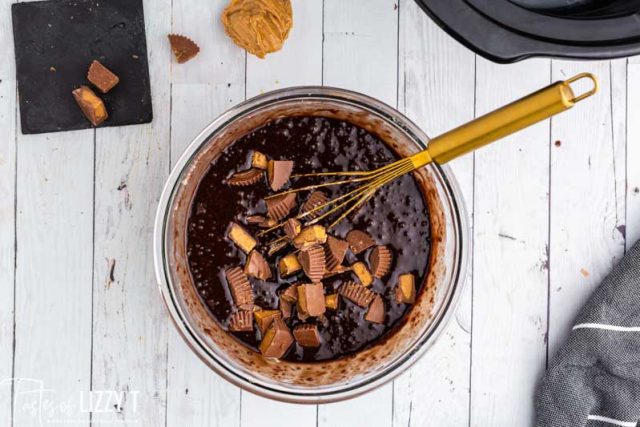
left=0, top=378, right=140, bottom=425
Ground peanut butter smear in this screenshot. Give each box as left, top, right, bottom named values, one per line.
left=221, top=0, right=292, bottom=59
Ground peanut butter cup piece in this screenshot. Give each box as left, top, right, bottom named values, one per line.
left=324, top=236, right=349, bottom=272
left=279, top=297, right=293, bottom=319
left=281, top=284, right=298, bottom=303
left=352, top=261, right=373, bottom=287
left=278, top=253, right=302, bottom=277
left=293, top=323, right=321, bottom=348
left=254, top=309, right=281, bottom=334
left=87, top=60, right=119, bottom=93
left=339, top=281, right=375, bottom=307
left=251, top=151, right=269, bottom=170
left=259, top=318, right=294, bottom=359
left=324, top=293, right=339, bottom=310
left=395, top=273, right=416, bottom=304
left=225, top=266, right=254, bottom=309
left=266, top=192, right=296, bottom=220
left=72, top=86, right=108, bottom=126
left=300, top=190, right=328, bottom=219
left=298, top=246, right=326, bottom=282
left=244, top=250, right=272, bottom=280
left=297, top=283, right=326, bottom=317
left=292, top=225, right=327, bottom=250
left=227, top=168, right=263, bottom=186
left=228, top=310, right=253, bottom=332
left=267, top=160, right=293, bottom=191
left=346, top=230, right=376, bottom=254
left=246, top=215, right=267, bottom=224
left=168, top=34, right=200, bottom=63
left=365, top=295, right=385, bottom=324
left=283, top=218, right=301, bottom=239
left=267, top=240, right=288, bottom=256
left=323, top=264, right=351, bottom=279
left=369, top=245, right=393, bottom=278
left=227, top=222, right=257, bottom=253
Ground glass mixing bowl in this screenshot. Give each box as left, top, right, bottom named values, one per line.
left=153, top=87, right=469, bottom=403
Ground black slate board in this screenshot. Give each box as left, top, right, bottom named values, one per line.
left=12, top=0, right=153, bottom=134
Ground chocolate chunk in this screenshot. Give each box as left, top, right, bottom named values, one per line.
left=297, top=283, right=326, bottom=317
left=168, top=34, right=200, bottom=63
left=324, top=236, right=349, bottom=271
left=72, top=86, right=108, bottom=126
left=266, top=193, right=297, bottom=220
left=227, top=168, right=263, bottom=186
left=279, top=297, right=293, bottom=319
left=228, top=310, right=253, bottom=332
left=351, top=261, right=373, bottom=287
left=251, top=151, right=269, bottom=170
left=293, top=225, right=327, bottom=250
left=346, top=230, right=376, bottom=254
left=283, top=218, right=301, bottom=239
left=281, top=284, right=298, bottom=303
left=278, top=253, right=302, bottom=277
left=246, top=215, right=267, bottom=224
left=267, top=160, right=293, bottom=191
left=323, top=264, right=351, bottom=279
left=293, top=323, right=321, bottom=347
left=254, top=309, right=281, bottom=334
left=369, top=245, right=393, bottom=278
left=365, top=295, right=385, bottom=324
left=324, top=293, right=339, bottom=310
left=87, top=60, right=119, bottom=93
left=267, top=240, right=288, bottom=256
left=225, top=266, right=254, bottom=309
left=338, top=281, right=375, bottom=307
left=227, top=222, right=257, bottom=253
left=395, top=273, right=416, bottom=304
left=300, top=191, right=329, bottom=219
left=298, top=246, right=326, bottom=282
left=244, top=250, right=272, bottom=280
left=259, top=317, right=294, bottom=358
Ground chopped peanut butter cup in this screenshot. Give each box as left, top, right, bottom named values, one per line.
left=227, top=168, right=263, bottom=186
left=283, top=218, right=301, bottom=239
left=251, top=151, right=269, bottom=170
left=225, top=266, right=254, bottom=309
left=346, top=229, right=376, bottom=254
left=298, top=246, right=326, bottom=282
left=259, top=318, right=293, bottom=359
left=324, top=236, right=348, bottom=271
left=395, top=273, right=416, bottom=304
left=279, top=297, right=293, bottom=319
left=339, top=281, right=375, bottom=307
left=293, top=225, right=327, bottom=250
left=228, top=310, right=253, bottom=332
left=266, top=192, right=296, bottom=220
left=352, top=261, right=373, bottom=287
left=369, top=245, right=393, bottom=278
left=72, top=86, right=108, bottom=126
left=267, top=160, right=293, bottom=191
left=267, top=240, right=288, bottom=256
left=227, top=222, right=257, bottom=253
left=254, top=309, right=281, bottom=334
left=168, top=34, right=200, bottom=63
left=300, top=190, right=328, bottom=219
left=293, top=323, right=321, bottom=347
left=278, top=253, right=301, bottom=277
left=324, top=293, right=339, bottom=310
left=297, top=283, right=326, bottom=317
left=365, top=295, right=385, bottom=324
left=87, top=60, right=119, bottom=93
left=244, top=250, right=272, bottom=280
left=246, top=215, right=267, bottom=224
left=281, top=284, right=298, bottom=303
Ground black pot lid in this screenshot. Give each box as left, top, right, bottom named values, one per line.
left=415, top=0, right=640, bottom=63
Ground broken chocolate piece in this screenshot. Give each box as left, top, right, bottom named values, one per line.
left=168, top=34, right=200, bottom=63
left=87, top=60, right=119, bottom=93
left=278, top=253, right=302, bottom=277
left=369, top=245, right=393, bottom=278
left=283, top=218, right=302, bottom=239
left=227, top=222, right=257, bottom=253
left=72, top=85, right=108, bottom=126
left=324, top=236, right=349, bottom=271
left=395, top=273, right=416, bottom=304
left=254, top=309, right=281, bottom=334
left=267, top=160, right=293, bottom=191
left=298, top=246, right=326, bottom=283
left=279, top=297, right=293, bottom=319
left=365, top=295, right=385, bottom=324
left=225, top=266, right=254, bottom=309
left=228, top=310, right=253, bottom=332
left=292, top=225, right=327, bottom=250
left=325, top=293, right=339, bottom=310
left=281, top=284, right=298, bottom=303
left=259, top=218, right=277, bottom=228
left=267, top=240, right=288, bottom=256
left=300, top=190, right=328, bottom=219
left=297, top=283, right=326, bottom=317
left=293, top=323, right=321, bottom=347
left=227, top=168, right=263, bottom=186
left=251, top=151, right=269, bottom=170
left=339, top=281, right=375, bottom=307
left=346, top=230, right=376, bottom=254
left=244, top=250, right=272, bottom=280
left=266, top=192, right=297, bottom=220
left=352, top=261, right=373, bottom=287
left=323, top=264, right=351, bottom=279
left=259, top=318, right=294, bottom=359
left=246, top=215, right=267, bottom=224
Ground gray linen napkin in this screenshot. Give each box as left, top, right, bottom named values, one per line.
left=536, top=240, right=640, bottom=427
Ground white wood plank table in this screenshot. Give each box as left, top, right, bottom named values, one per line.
left=0, top=0, right=638, bottom=426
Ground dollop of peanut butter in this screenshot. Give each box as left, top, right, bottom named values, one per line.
left=221, top=0, right=292, bottom=59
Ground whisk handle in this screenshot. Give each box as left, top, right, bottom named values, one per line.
left=411, top=73, right=598, bottom=168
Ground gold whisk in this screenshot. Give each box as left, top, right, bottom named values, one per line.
left=260, top=73, right=598, bottom=240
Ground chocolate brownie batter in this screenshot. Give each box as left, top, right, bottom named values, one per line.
left=187, top=116, right=431, bottom=362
